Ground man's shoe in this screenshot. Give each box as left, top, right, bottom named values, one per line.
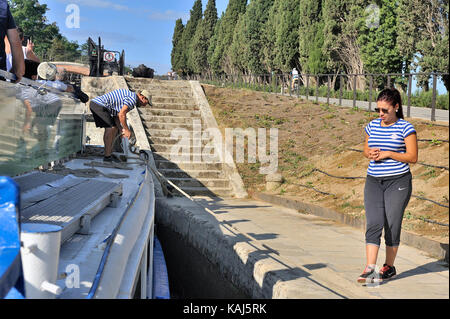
left=380, top=264, right=396, bottom=280
left=357, top=266, right=381, bottom=284
left=103, top=156, right=121, bottom=163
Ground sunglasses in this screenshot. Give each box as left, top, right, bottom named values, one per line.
left=375, top=107, right=390, bottom=114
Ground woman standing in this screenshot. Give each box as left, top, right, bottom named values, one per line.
left=358, top=88, right=418, bottom=283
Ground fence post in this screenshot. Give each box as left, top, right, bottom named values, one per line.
left=387, top=75, right=391, bottom=88
left=431, top=73, right=437, bottom=121
left=407, top=74, right=412, bottom=118
left=316, top=75, right=319, bottom=103
left=306, top=74, right=310, bottom=102
left=369, top=75, right=373, bottom=111
left=288, top=74, right=292, bottom=96
left=339, top=74, right=343, bottom=106
left=327, top=75, right=331, bottom=106
left=275, top=74, right=278, bottom=93
left=353, top=75, right=357, bottom=108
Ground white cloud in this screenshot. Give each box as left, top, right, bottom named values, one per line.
left=148, top=10, right=188, bottom=22
left=56, top=0, right=129, bottom=11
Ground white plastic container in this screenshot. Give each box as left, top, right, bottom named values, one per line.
left=20, top=223, right=63, bottom=299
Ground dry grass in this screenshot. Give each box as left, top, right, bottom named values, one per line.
left=204, top=84, right=449, bottom=243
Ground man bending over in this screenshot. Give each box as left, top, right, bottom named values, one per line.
left=89, top=88, right=151, bottom=162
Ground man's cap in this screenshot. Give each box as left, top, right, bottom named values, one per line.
left=37, top=62, right=57, bottom=81
left=140, top=89, right=152, bottom=103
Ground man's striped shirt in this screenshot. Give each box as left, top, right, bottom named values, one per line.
left=92, top=89, right=137, bottom=116
left=365, top=118, right=416, bottom=177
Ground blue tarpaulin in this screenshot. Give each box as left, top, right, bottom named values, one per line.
left=152, top=235, right=170, bottom=299
left=0, top=176, right=25, bottom=299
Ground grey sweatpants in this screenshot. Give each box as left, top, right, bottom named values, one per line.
left=364, top=172, right=412, bottom=247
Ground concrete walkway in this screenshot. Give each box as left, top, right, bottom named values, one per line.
left=157, top=195, right=449, bottom=299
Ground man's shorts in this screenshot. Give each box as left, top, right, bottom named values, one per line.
left=90, top=101, right=115, bottom=128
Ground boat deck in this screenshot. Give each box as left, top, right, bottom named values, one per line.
left=14, top=150, right=154, bottom=298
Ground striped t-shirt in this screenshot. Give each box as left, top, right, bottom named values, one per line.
left=365, top=118, right=416, bottom=177
left=92, top=89, right=137, bottom=116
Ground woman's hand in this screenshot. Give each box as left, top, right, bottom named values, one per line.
left=368, top=148, right=380, bottom=160
left=373, top=150, right=391, bottom=161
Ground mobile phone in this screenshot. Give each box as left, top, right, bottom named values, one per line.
left=22, top=36, right=30, bottom=47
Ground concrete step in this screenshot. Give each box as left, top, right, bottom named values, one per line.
left=140, top=108, right=201, bottom=117
left=167, top=175, right=230, bottom=187
left=152, top=152, right=220, bottom=163
left=0, top=134, right=36, bottom=145
left=141, top=115, right=202, bottom=124
left=142, top=122, right=201, bottom=130
left=149, top=91, right=193, bottom=98
left=150, top=143, right=215, bottom=153
left=144, top=129, right=177, bottom=138
left=127, top=82, right=192, bottom=89
left=149, top=102, right=198, bottom=111
left=149, top=136, right=211, bottom=146
left=125, top=79, right=191, bottom=89
left=145, top=129, right=220, bottom=141
left=135, top=87, right=193, bottom=96
left=83, top=88, right=108, bottom=95
left=0, top=141, right=19, bottom=153
left=175, top=186, right=234, bottom=197
left=152, top=96, right=195, bottom=104
left=167, top=177, right=229, bottom=188
left=159, top=168, right=224, bottom=179
left=155, top=159, right=223, bottom=171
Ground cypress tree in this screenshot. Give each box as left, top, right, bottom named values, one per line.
left=299, top=0, right=327, bottom=74
left=397, top=0, right=449, bottom=90
left=263, top=0, right=282, bottom=72
left=182, top=0, right=203, bottom=75
left=322, top=0, right=367, bottom=90
left=171, top=18, right=185, bottom=74
left=207, top=14, right=222, bottom=73
left=191, top=0, right=218, bottom=74
left=274, top=0, right=300, bottom=72
left=242, top=0, right=274, bottom=75
left=357, top=0, right=403, bottom=80
left=229, top=13, right=248, bottom=74
left=209, top=0, right=247, bottom=74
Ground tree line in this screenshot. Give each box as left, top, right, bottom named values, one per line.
left=171, top=0, right=449, bottom=91
left=8, top=0, right=86, bottom=63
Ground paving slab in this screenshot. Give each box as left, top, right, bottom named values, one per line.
left=157, top=196, right=449, bottom=299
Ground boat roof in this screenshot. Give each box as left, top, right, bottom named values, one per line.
left=15, top=148, right=151, bottom=298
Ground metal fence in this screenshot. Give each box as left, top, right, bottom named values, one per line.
left=190, top=72, right=449, bottom=122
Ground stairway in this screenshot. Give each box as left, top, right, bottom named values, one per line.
left=125, top=77, right=234, bottom=197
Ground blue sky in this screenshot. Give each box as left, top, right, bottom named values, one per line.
left=39, top=0, right=229, bottom=75
left=34, top=1, right=447, bottom=93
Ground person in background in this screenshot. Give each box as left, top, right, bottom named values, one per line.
left=36, top=62, right=89, bottom=104
left=4, top=27, right=40, bottom=78
left=89, top=88, right=151, bottom=162
left=358, top=88, right=418, bottom=284
left=0, top=1, right=24, bottom=82
left=291, top=67, right=299, bottom=90
left=17, top=27, right=40, bottom=63
left=36, top=62, right=74, bottom=92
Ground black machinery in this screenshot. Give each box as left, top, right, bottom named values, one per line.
left=88, top=37, right=125, bottom=77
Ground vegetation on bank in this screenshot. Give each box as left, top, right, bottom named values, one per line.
left=202, top=78, right=450, bottom=110
left=171, top=0, right=449, bottom=93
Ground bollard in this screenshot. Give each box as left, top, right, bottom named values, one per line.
left=266, top=173, right=283, bottom=191
left=20, top=223, right=63, bottom=299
